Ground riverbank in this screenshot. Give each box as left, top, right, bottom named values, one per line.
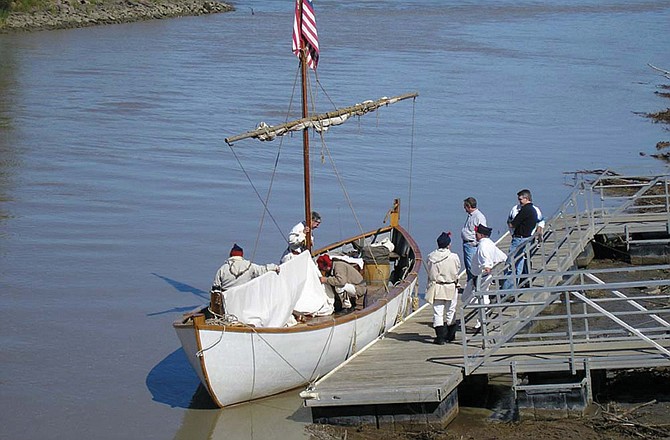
left=0, top=0, right=233, bottom=33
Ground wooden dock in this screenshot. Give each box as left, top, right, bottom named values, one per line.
left=302, top=304, right=463, bottom=426
left=302, top=173, right=670, bottom=427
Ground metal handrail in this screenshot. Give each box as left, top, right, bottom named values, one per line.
left=462, top=265, right=670, bottom=374
left=461, top=173, right=670, bottom=375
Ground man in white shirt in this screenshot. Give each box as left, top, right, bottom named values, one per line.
left=280, top=211, right=321, bottom=263
left=464, top=225, right=506, bottom=329
left=461, top=197, right=487, bottom=282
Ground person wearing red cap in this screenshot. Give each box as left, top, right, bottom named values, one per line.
left=316, top=254, right=366, bottom=312
left=212, top=243, right=280, bottom=292
left=426, top=232, right=461, bottom=344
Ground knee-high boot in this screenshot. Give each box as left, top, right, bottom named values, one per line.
left=433, top=325, right=446, bottom=345
left=446, top=322, right=458, bottom=342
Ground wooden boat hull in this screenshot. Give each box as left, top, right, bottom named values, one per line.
left=173, top=225, right=421, bottom=407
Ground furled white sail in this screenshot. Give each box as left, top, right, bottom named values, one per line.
left=224, top=93, right=418, bottom=145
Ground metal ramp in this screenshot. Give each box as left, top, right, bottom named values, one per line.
left=302, top=173, right=670, bottom=425
left=462, top=173, right=670, bottom=389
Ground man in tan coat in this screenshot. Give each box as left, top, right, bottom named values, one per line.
left=317, top=254, right=366, bottom=311
left=426, top=232, right=462, bottom=344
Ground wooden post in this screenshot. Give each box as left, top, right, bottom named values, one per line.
left=390, top=199, right=400, bottom=227
left=193, top=313, right=205, bottom=327
left=298, top=1, right=312, bottom=252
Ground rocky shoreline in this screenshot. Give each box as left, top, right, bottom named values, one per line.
left=0, top=0, right=234, bottom=33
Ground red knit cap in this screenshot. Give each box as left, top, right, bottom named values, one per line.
left=316, top=254, right=332, bottom=271
left=230, top=243, right=244, bottom=257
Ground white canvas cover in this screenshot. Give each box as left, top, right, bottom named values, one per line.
left=222, top=251, right=333, bottom=327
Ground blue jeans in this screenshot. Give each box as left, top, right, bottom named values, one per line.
left=462, top=242, right=477, bottom=281
left=502, top=236, right=531, bottom=290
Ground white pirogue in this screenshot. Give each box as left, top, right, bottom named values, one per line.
left=173, top=0, right=421, bottom=408
left=174, top=217, right=421, bottom=407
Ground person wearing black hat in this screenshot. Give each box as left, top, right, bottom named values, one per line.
left=463, top=225, right=507, bottom=329
left=472, top=225, right=506, bottom=278
left=281, top=211, right=322, bottom=263
left=426, top=232, right=461, bottom=344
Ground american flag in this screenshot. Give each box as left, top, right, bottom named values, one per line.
left=292, top=0, right=319, bottom=70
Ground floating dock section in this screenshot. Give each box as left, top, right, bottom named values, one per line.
left=302, top=173, right=670, bottom=427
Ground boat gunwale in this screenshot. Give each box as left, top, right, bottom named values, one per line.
left=172, top=224, right=422, bottom=333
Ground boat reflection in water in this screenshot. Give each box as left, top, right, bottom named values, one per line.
left=173, top=388, right=312, bottom=440
left=147, top=348, right=311, bottom=439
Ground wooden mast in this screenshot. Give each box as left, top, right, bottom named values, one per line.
left=298, top=1, right=313, bottom=252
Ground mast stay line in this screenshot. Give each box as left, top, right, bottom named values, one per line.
left=224, top=92, right=419, bottom=146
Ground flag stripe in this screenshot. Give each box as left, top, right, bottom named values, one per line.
left=292, top=0, right=319, bottom=70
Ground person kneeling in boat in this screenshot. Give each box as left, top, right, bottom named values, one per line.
left=426, top=232, right=462, bottom=345
left=210, top=243, right=280, bottom=315
left=280, top=211, right=321, bottom=263
left=316, top=254, right=366, bottom=312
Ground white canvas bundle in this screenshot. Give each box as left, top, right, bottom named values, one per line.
left=222, top=251, right=333, bottom=327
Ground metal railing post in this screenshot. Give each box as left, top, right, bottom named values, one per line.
left=565, top=290, right=576, bottom=374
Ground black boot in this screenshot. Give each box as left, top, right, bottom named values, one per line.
left=433, top=325, right=446, bottom=345
left=446, top=323, right=458, bottom=342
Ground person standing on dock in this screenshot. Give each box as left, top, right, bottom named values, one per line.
left=426, top=232, right=461, bottom=344
left=507, top=193, right=545, bottom=241
left=465, top=225, right=507, bottom=329
left=502, top=189, right=539, bottom=290
left=461, top=197, right=487, bottom=283
left=281, top=211, right=322, bottom=263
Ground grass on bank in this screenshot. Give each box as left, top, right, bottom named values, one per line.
left=1, top=0, right=50, bottom=21
left=1, top=0, right=50, bottom=13
left=0, top=0, right=104, bottom=22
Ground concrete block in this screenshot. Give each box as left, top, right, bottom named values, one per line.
left=576, top=242, right=595, bottom=268
left=517, top=405, right=536, bottom=421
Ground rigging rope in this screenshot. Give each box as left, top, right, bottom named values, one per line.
left=227, top=145, right=287, bottom=247
left=250, top=67, right=303, bottom=260
left=226, top=66, right=307, bottom=261
left=315, top=76, right=337, bottom=111
left=307, top=317, right=337, bottom=384
left=407, top=97, right=417, bottom=230
left=197, top=317, right=340, bottom=392
left=315, top=130, right=394, bottom=294
left=197, top=292, right=357, bottom=396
